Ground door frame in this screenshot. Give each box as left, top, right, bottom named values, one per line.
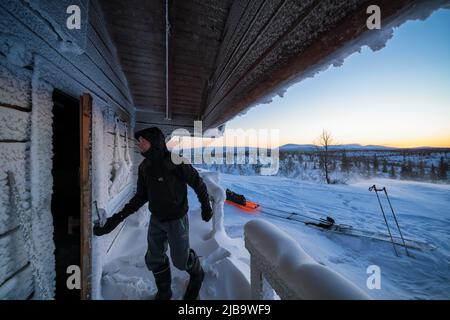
left=80, top=93, right=92, bottom=300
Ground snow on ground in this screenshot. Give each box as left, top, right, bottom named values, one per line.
left=219, top=174, right=450, bottom=299
left=100, top=173, right=450, bottom=300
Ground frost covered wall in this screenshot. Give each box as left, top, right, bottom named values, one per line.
left=91, top=103, right=137, bottom=300
left=0, top=0, right=136, bottom=299
left=0, top=54, right=56, bottom=300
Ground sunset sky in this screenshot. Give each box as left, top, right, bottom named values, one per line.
left=171, top=8, right=450, bottom=149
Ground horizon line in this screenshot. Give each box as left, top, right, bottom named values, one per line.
left=168, top=143, right=450, bottom=150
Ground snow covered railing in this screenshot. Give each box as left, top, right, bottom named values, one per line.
left=198, top=170, right=226, bottom=237
left=244, top=220, right=370, bottom=300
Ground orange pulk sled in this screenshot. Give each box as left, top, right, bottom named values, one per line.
left=225, top=188, right=260, bottom=213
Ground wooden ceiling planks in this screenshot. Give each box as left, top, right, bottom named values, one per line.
left=100, top=0, right=419, bottom=133
left=100, top=0, right=165, bottom=117
left=101, top=0, right=233, bottom=127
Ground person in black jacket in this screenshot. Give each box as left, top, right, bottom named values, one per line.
left=94, top=127, right=213, bottom=300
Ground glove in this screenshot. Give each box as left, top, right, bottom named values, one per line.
left=93, top=213, right=125, bottom=236
left=201, top=205, right=213, bottom=222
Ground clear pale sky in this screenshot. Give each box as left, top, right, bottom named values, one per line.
left=172, top=8, right=450, bottom=149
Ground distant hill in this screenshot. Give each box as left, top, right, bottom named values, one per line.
left=278, top=144, right=316, bottom=152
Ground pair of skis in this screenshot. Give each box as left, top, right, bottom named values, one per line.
left=259, top=205, right=432, bottom=251
left=226, top=187, right=421, bottom=254
left=369, top=185, right=410, bottom=257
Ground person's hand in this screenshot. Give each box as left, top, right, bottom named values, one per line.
left=93, top=213, right=124, bottom=236
left=201, top=205, right=213, bottom=222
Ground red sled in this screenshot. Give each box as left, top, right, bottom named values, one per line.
left=225, top=200, right=260, bottom=213
left=225, top=189, right=260, bottom=213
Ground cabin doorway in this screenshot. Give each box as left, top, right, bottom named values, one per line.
left=51, top=91, right=92, bottom=299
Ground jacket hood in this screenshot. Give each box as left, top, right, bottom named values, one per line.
left=134, top=127, right=169, bottom=161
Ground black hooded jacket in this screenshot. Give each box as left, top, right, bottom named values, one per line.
left=116, top=127, right=212, bottom=221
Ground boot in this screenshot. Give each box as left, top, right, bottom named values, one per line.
left=153, top=262, right=172, bottom=300
left=183, top=249, right=204, bottom=300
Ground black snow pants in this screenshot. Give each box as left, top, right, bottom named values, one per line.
left=145, top=214, right=192, bottom=273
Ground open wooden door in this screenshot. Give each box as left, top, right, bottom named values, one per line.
left=80, top=94, right=92, bottom=299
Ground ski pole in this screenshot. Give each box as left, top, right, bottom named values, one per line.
left=94, top=200, right=102, bottom=224
left=106, top=220, right=127, bottom=255
left=262, top=204, right=325, bottom=223
left=369, top=185, right=399, bottom=257
left=383, top=187, right=410, bottom=257
left=93, top=201, right=126, bottom=255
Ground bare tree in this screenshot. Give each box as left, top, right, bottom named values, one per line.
left=317, top=129, right=333, bottom=184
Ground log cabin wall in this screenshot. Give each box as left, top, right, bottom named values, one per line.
left=0, top=0, right=135, bottom=299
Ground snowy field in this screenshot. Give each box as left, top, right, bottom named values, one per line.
left=100, top=173, right=450, bottom=300
left=219, top=174, right=450, bottom=299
